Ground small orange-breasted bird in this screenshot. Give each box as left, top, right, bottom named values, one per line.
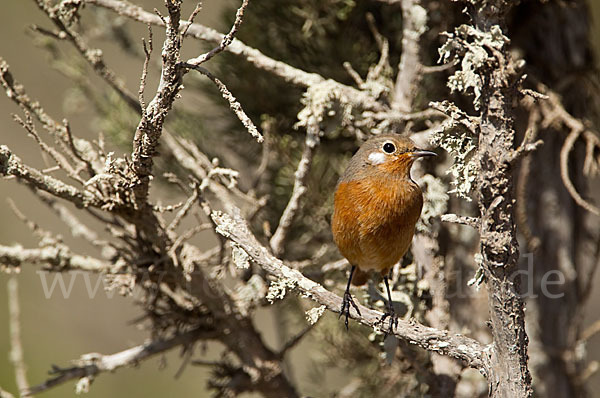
left=331, top=134, right=436, bottom=331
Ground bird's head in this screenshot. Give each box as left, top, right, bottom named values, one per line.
left=359, top=134, right=436, bottom=177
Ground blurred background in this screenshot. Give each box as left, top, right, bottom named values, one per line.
left=0, top=1, right=235, bottom=397
left=1, top=0, right=600, bottom=397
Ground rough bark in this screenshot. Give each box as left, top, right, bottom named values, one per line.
left=473, top=2, right=533, bottom=397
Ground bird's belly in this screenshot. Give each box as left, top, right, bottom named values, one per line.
left=332, top=176, right=423, bottom=273
left=355, top=222, right=416, bottom=272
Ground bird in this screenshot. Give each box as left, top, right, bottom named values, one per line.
left=331, top=134, right=436, bottom=333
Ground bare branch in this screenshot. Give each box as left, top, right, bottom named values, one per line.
left=181, top=2, right=202, bottom=39
left=7, top=277, right=29, bottom=394
left=185, top=0, right=249, bottom=66
left=533, top=84, right=600, bottom=216
left=422, top=60, right=458, bottom=73
left=365, top=108, right=445, bottom=123
left=0, top=244, right=110, bottom=272
left=84, top=0, right=385, bottom=115
left=139, top=24, right=153, bottom=113
left=393, top=0, right=427, bottom=111
left=167, top=188, right=199, bottom=233
left=515, top=107, right=542, bottom=252
left=441, top=213, right=480, bottom=228
left=269, top=121, right=320, bottom=255
left=277, top=322, right=319, bottom=358
left=0, top=59, right=102, bottom=175
left=24, top=328, right=218, bottom=396
left=0, top=146, right=101, bottom=208
left=560, top=129, right=600, bottom=216
left=0, top=387, right=15, bottom=398
left=343, top=62, right=364, bottom=86
left=13, top=113, right=85, bottom=184
left=129, top=0, right=184, bottom=205
left=212, top=209, right=491, bottom=374
left=184, top=65, right=263, bottom=143
left=33, top=0, right=140, bottom=112
left=84, top=0, right=324, bottom=87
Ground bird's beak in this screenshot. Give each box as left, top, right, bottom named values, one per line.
left=409, top=149, right=437, bottom=158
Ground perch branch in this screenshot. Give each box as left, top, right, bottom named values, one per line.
left=212, top=209, right=491, bottom=374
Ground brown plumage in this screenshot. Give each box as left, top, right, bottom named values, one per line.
left=331, top=134, right=436, bottom=330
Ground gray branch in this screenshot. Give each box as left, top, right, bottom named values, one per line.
left=24, top=328, right=218, bottom=396
left=0, top=146, right=101, bottom=208
left=269, top=120, right=320, bottom=256
left=0, top=244, right=111, bottom=272
left=212, top=209, right=491, bottom=374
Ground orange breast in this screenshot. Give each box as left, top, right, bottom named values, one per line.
left=331, top=175, right=423, bottom=274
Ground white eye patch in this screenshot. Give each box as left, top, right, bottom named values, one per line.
left=368, top=151, right=387, bottom=165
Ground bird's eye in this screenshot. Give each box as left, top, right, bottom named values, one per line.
left=382, top=142, right=396, bottom=154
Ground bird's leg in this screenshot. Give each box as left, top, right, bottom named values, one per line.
left=339, top=265, right=361, bottom=330
left=380, top=275, right=398, bottom=338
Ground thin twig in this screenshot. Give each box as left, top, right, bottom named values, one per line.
left=139, top=24, right=153, bottom=113
left=62, top=119, right=96, bottom=177
left=8, top=277, right=29, bottom=394
left=181, top=2, right=202, bottom=39
left=167, top=188, right=199, bottom=233
left=33, top=0, right=141, bottom=112
left=0, top=145, right=101, bottom=208
left=269, top=120, right=320, bottom=255
left=277, top=322, right=319, bottom=358
left=560, top=129, right=600, bottom=216
left=441, top=213, right=480, bottom=228
left=86, top=0, right=323, bottom=86
left=343, top=62, right=364, bottom=86
left=183, top=65, right=263, bottom=143
left=580, top=319, right=600, bottom=342
left=185, top=0, right=249, bottom=66
left=515, top=106, right=542, bottom=251
left=0, top=59, right=102, bottom=175
left=422, top=60, right=458, bottom=73
left=13, top=113, right=85, bottom=184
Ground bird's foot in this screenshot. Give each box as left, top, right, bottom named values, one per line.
left=379, top=307, right=398, bottom=339
left=339, top=290, right=361, bottom=330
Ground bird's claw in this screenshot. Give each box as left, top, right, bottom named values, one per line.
left=339, top=290, right=361, bottom=330
left=379, top=307, right=398, bottom=339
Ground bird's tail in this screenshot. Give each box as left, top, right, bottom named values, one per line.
left=351, top=267, right=369, bottom=286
